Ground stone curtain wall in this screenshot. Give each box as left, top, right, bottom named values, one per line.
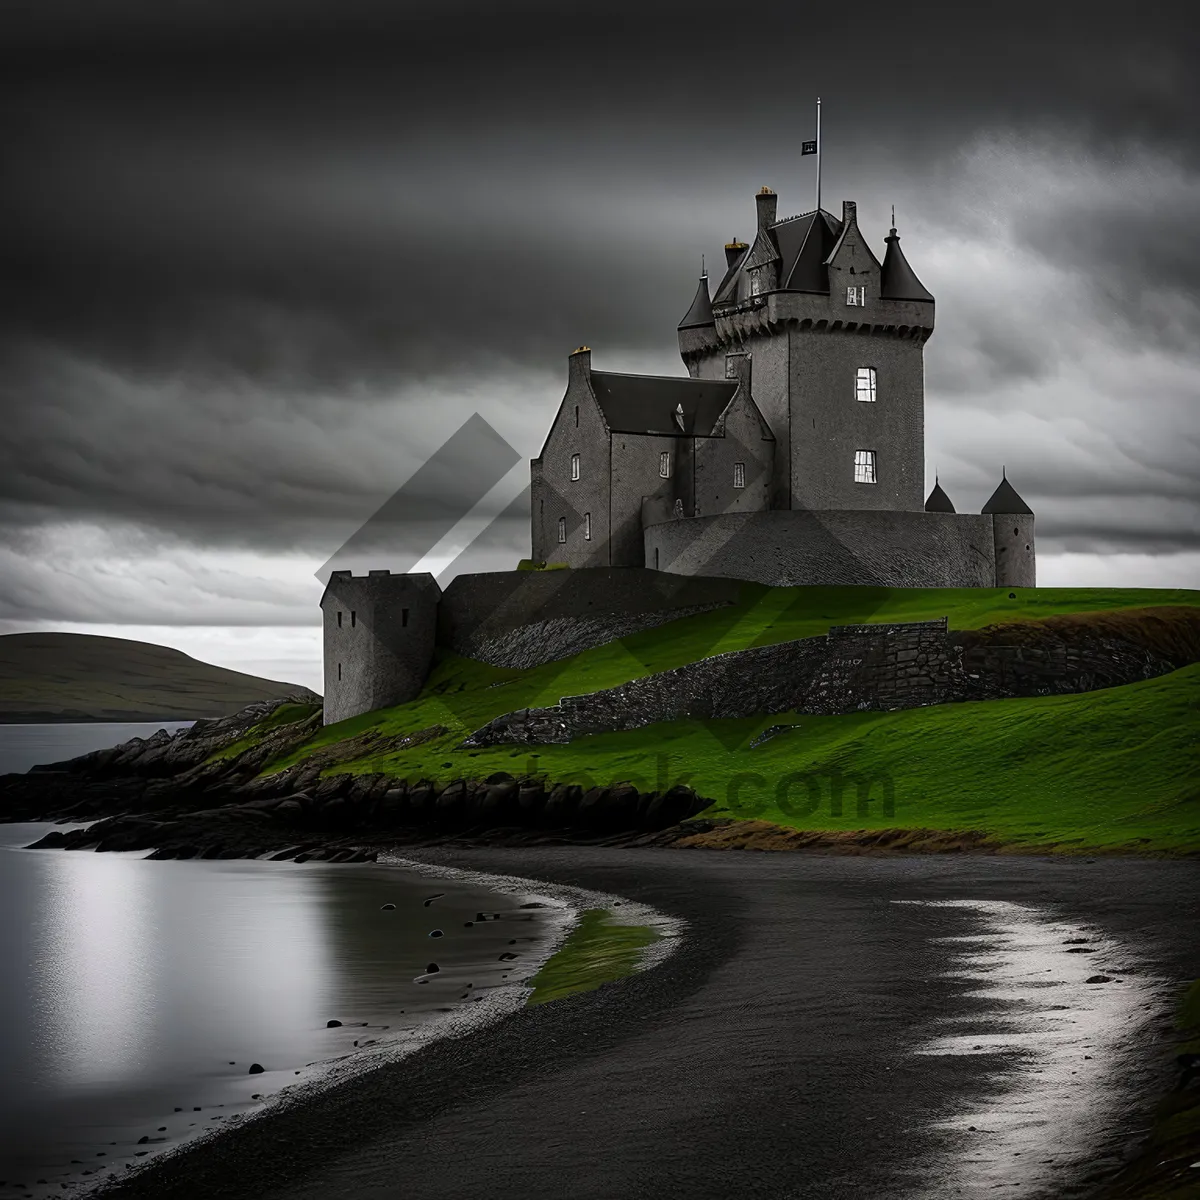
left=438, top=567, right=746, bottom=667
left=645, top=510, right=998, bottom=587
left=464, top=617, right=1181, bottom=746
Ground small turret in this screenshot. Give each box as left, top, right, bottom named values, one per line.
left=880, top=223, right=934, bottom=303
left=982, top=470, right=1035, bottom=587
left=924, top=477, right=956, bottom=513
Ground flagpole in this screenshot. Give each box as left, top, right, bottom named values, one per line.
left=815, top=96, right=822, bottom=214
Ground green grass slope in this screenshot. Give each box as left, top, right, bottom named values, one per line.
left=256, top=585, right=1200, bottom=854
left=0, top=632, right=318, bottom=722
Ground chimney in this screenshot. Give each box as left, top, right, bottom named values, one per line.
left=842, top=200, right=858, bottom=227
left=725, top=240, right=748, bottom=269
left=756, top=187, right=777, bottom=230
left=568, top=345, right=592, bottom=385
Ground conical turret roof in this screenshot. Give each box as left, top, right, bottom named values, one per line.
left=924, top=478, right=956, bottom=513
left=880, top=227, right=934, bottom=303
left=981, top=472, right=1033, bottom=515
left=678, top=273, right=714, bottom=330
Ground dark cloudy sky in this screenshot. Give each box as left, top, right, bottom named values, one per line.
left=2, top=1, right=1197, bottom=690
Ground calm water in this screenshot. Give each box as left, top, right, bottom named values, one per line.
left=0, top=722, right=195, bottom=776
left=0, top=823, right=559, bottom=1196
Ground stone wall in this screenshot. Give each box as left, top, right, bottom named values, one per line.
left=321, top=571, right=441, bottom=725
left=644, top=509, right=998, bottom=587
left=437, top=567, right=747, bottom=667
left=463, top=616, right=1182, bottom=746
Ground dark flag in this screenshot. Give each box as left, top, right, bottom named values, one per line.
left=801, top=140, right=817, bottom=155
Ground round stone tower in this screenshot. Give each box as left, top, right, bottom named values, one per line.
left=982, top=472, right=1035, bottom=588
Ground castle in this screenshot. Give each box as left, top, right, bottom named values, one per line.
left=321, top=186, right=1035, bottom=725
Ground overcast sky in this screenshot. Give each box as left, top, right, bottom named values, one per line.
left=2, top=1, right=1197, bottom=692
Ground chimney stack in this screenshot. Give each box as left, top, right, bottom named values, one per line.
left=725, top=240, right=748, bottom=269
left=756, top=187, right=777, bottom=230
left=842, top=200, right=858, bottom=227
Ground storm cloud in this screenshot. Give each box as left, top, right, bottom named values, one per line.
left=1, top=0, right=1196, bottom=683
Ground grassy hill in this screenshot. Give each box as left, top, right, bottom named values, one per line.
left=217, top=584, right=1200, bottom=855
left=0, top=632, right=318, bottom=722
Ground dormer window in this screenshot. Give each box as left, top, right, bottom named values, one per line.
left=855, top=367, right=877, bottom=402
left=570, top=453, right=580, bottom=481
left=750, top=271, right=761, bottom=296
left=733, top=462, right=746, bottom=489
left=659, top=451, right=672, bottom=479
left=847, top=286, right=866, bottom=306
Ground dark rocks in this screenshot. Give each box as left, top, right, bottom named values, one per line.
left=1085, top=975, right=1113, bottom=984
left=247, top=1063, right=265, bottom=1074
left=381, top=903, right=396, bottom=911
left=423, top=894, right=445, bottom=907
left=429, top=929, right=444, bottom=938
left=326, top=1019, right=343, bottom=1028
left=425, top=962, right=439, bottom=973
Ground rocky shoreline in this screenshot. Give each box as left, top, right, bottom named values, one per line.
left=0, top=697, right=713, bottom=861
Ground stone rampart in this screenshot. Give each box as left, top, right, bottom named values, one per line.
left=464, top=617, right=1180, bottom=746
left=645, top=510, right=999, bottom=587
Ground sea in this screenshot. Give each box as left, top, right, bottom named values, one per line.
left=0, top=725, right=562, bottom=1197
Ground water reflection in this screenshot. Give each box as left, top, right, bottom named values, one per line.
left=0, top=825, right=551, bottom=1196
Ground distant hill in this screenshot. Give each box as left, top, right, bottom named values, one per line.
left=0, top=632, right=319, bottom=723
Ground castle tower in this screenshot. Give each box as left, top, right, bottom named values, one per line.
left=982, top=472, right=1036, bottom=588
left=677, top=190, right=935, bottom=514
left=320, top=570, right=441, bottom=725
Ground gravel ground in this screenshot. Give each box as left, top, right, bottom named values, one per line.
left=94, top=848, right=1200, bottom=1200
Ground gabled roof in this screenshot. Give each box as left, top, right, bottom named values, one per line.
left=981, top=473, right=1033, bottom=515
left=924, top=479, right=956, bottom=513
left=589, top=371, right=738, bottom=437
left=712, top=245, right=749, bottom=306
left=880, top=228, right=934, bottom=303
left=778, top=209, right=842, bottom=291
left=678, top=273, right=715, bottom=330
left=744, top=226, right=781, bottom=270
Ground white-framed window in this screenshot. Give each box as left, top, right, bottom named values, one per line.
left=584, top=512, right=591, bottom=540
left=557, top=516, right=567, bottom=543
left=570, top=453, right=580, bottom=481
left=659, top=450, right=672, bottom=478
left=846, top=285, right=866, bottom=306
left=855, top=367, right=877, bottom=402
left=733, top=461, right=746, bottom=489
left=750, top=270, right=761, bottom=296
left=854, top=450, right=877, bottom=484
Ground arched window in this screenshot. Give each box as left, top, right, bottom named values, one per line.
left=733, top=462, right=746, bottom=489
left=557, top=516, right=567, bottom=543
left=570, top=453, right=580, bottom=481
left=855, top=367, right=877, bottom=402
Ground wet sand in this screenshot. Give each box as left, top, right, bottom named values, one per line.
left=93, top=848, right=1200, bottom=1200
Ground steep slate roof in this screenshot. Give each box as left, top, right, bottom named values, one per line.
left=712, top=245, right=750, bottom=305
left=880, top=228, right=934, bottom=302
left=778, top=209, right=842, bottom=291
left=981, top=474, right=1034, bottom=515
left=590, top=371, right=738, bottom=437
left=712, top=209, right=844, bottom=305
left=924, top=479, right=956, bottom=513
left=678, top=273, right=715, bottom=330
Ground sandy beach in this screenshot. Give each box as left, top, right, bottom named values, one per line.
left=90, top=847, right=1200, bottom=1200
